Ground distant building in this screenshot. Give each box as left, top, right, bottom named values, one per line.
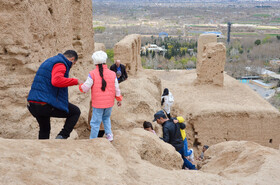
left=147, top=44, right=167, bottom=52
left=245, top=67, right=280, bottom=80
left=256, top=5, right=272, bottom=8
left=159, top=32, right=168, bottom=41
left=270, top=59, right=280, bottom=66
left=250, top=80, right=276, bottom=89
left=141, top=44, right=167, bottom=55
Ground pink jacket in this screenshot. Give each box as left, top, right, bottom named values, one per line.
left=79, top=65, right=123, bottom=108
left=89, top=65, right=116, bottom=108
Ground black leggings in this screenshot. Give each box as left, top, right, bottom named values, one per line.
left=28, top=102, right=80, bottom=139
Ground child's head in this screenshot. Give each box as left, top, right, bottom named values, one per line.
left=116, top=71, right=122, bottom=78
left=143, top=121, right=153, bottom=131
left=203, top=145, right=209, bottom=152
left=176, top=116, right=185, bottom=123
left=162, top=88, right=169, bottom=96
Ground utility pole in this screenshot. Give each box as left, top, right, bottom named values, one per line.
left=227, top=22, right=232, bottom=44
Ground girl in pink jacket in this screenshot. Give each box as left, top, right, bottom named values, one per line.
left=79, top=51, right=122, bottom=141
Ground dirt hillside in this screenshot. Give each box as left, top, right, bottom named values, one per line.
left=1, top=130, right=279, bottom=185
left=110, top=69, right=280, bottom=151
left=0, top=0, right=280, bottom=184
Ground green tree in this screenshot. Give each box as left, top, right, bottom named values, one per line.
left=277, top=35, right=280, bottom=40
left=262, top=36, right=271, bottom=44
left=190, top=56, right=197, bottom=62
left=106, top=49, right=114, bottom=62
left=93, top=26, right=106, bottom=33
left=254, top=39, right=261, bottom=45
left=164, top=52, right=171, bottom=60
left=141, top=57, right=147, bottom=68
left=182, top=50, right=186, bottom=56
left=151, top=35, right=154, bottom=42
left=277, top=80, right=280, bottom=87
left=179, top=58, right=188, bottom=66
left=238, top=47, right=244, bottom=54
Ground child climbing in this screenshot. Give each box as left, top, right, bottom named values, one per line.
left=161, top=88, right=174, bottom=119
left=176, top=116, right=194, bottom=163
left=79, top=51, right=122, bottom=141
left=197, top=145, right=209, bottom=161
left=143, top=121, right=156, bottom=134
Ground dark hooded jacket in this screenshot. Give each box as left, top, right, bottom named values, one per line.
left=161, top=119, right=184, bottom=151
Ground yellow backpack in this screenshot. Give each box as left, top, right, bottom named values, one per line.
left=177, top=116, right=186, bottom=140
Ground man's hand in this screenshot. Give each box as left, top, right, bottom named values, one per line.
left=173, top=119, right=178, bottom=124
left=117, top=101, right=122, bottom=107
left=78, top=79, right=83, bottom=85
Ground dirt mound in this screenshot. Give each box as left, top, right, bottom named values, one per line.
left=110, top=70, right=162, bottom=132
left=201, top=141, right=280, bottom=184
left=1, top=135, right=279, bottom=184
left=0, top=137, right=128, bottom=185
left=113, top=128, right=182, bottom=170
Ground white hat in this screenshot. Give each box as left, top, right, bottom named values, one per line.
left=92, top=51, right=107, bottom=65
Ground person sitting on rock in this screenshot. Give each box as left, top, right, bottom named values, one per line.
left=116, top=71, right=125, bottom=83
left=153, top=110, right=196, bottom=170
left=143, top=121, right=156, bottom=134
left=198, top=145, right=209, bottom=161
left=110, top=59, right=128, bottom=83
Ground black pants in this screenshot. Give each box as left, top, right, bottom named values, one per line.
left=27, top=102, right=81, bottom=139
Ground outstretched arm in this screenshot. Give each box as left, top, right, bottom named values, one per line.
left=51, top=63, right=78, bottom=87
left=79, top=74, right=93, bottom=93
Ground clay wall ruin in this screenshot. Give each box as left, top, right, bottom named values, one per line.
left=196, top=34, right=226, bottom=86
left=197, top=42, right=226, bottom=86
left=114, top=34, right=142, bottom=75
left=94, top=43, right=106, bottom=52
left=0, top=0, right=95, bottom=139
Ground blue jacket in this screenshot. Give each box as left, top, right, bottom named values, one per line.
left=27, top=54, right=72, bottom=112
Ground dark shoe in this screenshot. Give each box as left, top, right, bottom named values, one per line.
left=55, top=135, right=66, bottom=139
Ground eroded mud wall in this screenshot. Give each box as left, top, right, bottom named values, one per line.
left=114, top=34, right=142, bottom=75
left=0, top=0, right=94, bottom=138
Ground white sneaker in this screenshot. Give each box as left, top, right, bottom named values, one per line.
left=189, top=149, right=194, bottom=162
left=106, top=133, right=113, bottom=142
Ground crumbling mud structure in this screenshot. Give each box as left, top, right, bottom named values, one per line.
left=196, top=34, right=226, bottom=86
left=0, top=0, right=95, bottom=139
left=114, top=34, right=142, bottom=75
left=0, top=1, right=280, bottom=184
left=94, top=43, right=106, bottom=52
